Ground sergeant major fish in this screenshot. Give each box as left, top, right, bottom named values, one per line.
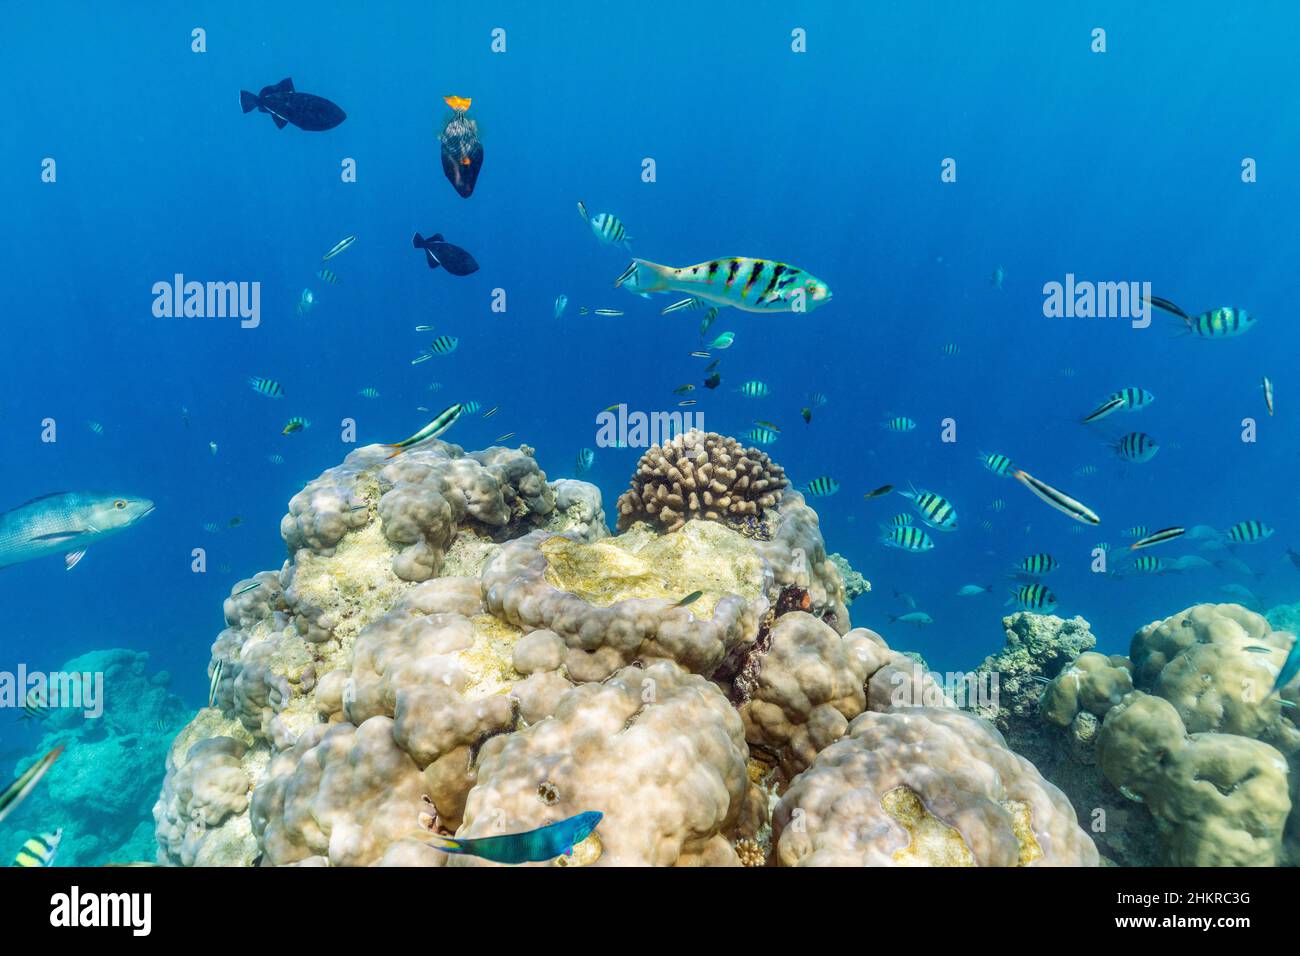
left=615, top=257, right=831, bottom=313
left=0, top=492, right=154, bottom=571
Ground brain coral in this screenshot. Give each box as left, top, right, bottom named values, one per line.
left=615, top=429, right=787, bottom=533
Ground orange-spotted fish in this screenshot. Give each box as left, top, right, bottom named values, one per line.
left=615, top=257, right=831, bottom=314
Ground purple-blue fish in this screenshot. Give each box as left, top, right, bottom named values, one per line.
left=430, top=811, right=602, bottom=864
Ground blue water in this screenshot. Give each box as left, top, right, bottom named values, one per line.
left=2, top=0, right=1298, bottom=850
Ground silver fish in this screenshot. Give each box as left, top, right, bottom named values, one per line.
left=0, top=492, right=155, bottom=570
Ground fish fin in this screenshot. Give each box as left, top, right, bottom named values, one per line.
left=271, top=114, right=288, bottom=130
left=424, top=249, right=441, bottom=270
left=382, top=445, right=405, bottom=460
left=238, top=90, right=260, bottom=113
left=272, top=77, right=294, bottom=94
left=614, top=259, right=670, bottom=293
left=1144, top=295, right=1187, bottom=320
left=576, top=201, right=589, bottom=222
left=30, top=532, right=78, bottom=544
left=65, top=550, right=86, bottom=571
left=412, top=232, right=425, bottom=248
left=428, top=836, right=465, bottom=854
left=431, top=234, right=444, bottom=242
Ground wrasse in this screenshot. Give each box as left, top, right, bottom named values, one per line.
left=383, top=404, right=464, bottom=458
left=320, top=234, right=356, bottom=261
left=673, top=590, right=703, bottom=608
left=232, top=581, right=262, bottom=596
left=1129, top=527, right=1185, bottom=550
left=662, top=297, right=706, bottom=314
left=615, top=257, right=831, bottom=313
left=1263, top=376, right=1275, bottom=416
left=0, top=746, right=63, bottom=825
left=208, top=659, right=223, bottom=708
left=1009, top=468, right=1100, bottom=525
left=494, top=432, right=516, bottom=444
left=1080, top=395, right=1124, bottom=424
left=430, top=811, right=603, bottom=864
left=864, top=485, right=893, bottom=499
left=282, top=417, right=309, bottom=435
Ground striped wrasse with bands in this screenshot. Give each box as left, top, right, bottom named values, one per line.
left=1129, top=527, right=1185, bottom=550
left=383, top=404, right=464, bottom=458
left=12, top=829, right=61, bottom=867
left=208, top=659, right=224, bottom=708
left=0, top=746, right=63, bottom=825
left=615, top=256, right=831, bottom=313
left=1010, top=468, right=1100, bottom=525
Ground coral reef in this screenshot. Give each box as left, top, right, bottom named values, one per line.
left=828, top=552, right=870, bottom=603
left=4, top=649, right=185, bottom=867
left=615, top=429, right=787, bottom=533
left=153, top=436, right=1103, bottom=868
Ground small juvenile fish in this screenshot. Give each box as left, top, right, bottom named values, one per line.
left=690, top=351, right=711, bottom=359
left=940, top=343, right=959, bottom=357
left=316, top=267, right=340, bottom=285
left=754, top=420, right=781, bottom=432
left=0, top=746, right=63, bottom=825
left=283, top=417, right=310, bottom=434
left=1129, top=527, right=1185, bottom=550
left=888, top=611, right=933, bottom=626
left=267, top=454, right=285, bottom=465
left=430, top=810, right=603, bottom=864
left=808, top=392, right=829, bottom=407
left=249, top=376, right=284, bottom=398
left=1112, top=432, right=1159, bottom=463
left=708, top=332, right=735, bottom=350
left=881, top=416, right=916, bottom=432
left=12, top=828, right=62, bottom=867
left=880, top=525, right=934, bottom=552
left=233, top=581, right=262, bottom=596
left=678, top=400, right=697, bottom=407
left=801, top=408, right=812, bottom=424
left=428, top=383, right=444, bottom=391
left=87, top=421, right=104, bottom=435
left=383, top=404, right=464, bottom=458
left=1074, top=465, right=1098, bottom=477
left=481, top=406, right=500, bottom=419
left=802, top=477, right=840, bottom=497
left=673, top=590, right=704, bottom=608
left=554, top=295, right=568, bottom=319
left=989, top=499, right=1006, bottom=512
left=321, top=235, right=356, bottom=261
left=956, top=584, right=993, bottom=596
left=1263, top=376, right=1275, bottom=416
left=575, top=448, right=595, bottom=473
left=462, top=401, right=482, bottom=414
left=203, top=522, right=219, bottom=533
left=737, top=381, right=769, bottom=398
left=673, top=384, right=695, bottom=395
left=578, top=201, right=633, bottom=248
left=494, top=432, right=516, bottom=443
left=208, top=659, right=223, bottom=708
left=358, top=388, right=380, bottom=399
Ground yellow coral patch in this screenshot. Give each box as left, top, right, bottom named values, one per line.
left=552, top=830, right=602, bottom=867
left=457, top=614, right=524, bottom=699
left=881, top=786, right=975, bottom=867
left=1001, top=799, right=1044, bottom=865
left=539, top=520, right=763, bottom=617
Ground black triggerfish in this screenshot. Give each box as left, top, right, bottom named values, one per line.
left=439, top=95, right=483, bottom=197
left=239, top=77, right=346, bottom=131
left=412, top=233, right=479, bottom=276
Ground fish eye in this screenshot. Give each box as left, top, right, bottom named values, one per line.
left=114, top=499, right=126, bottom=509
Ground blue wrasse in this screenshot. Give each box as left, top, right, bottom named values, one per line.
left=383, top=404, right=464, bottom=458
left=0, top=746, right=63, bottom=825
left=1273, top=637, right=1300, bottom=694
left=0, top=492, right=154, bottom=571
left=430, top=811, right=603, bottom=864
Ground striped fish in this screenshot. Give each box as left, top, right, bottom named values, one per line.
left=1016, top=553, right=1058, bottom=575
left=428, top=335, right=459, bottom=356
left=1145, top=296, right=1256, bottom=338
left=1129, top=527, right=1185, bottom=551
left=737, top=381, right=770, bottom=398
left=494, top=432, right=516, bottom=443
left=1226, top=520, right=1273, bottom=543
left=989, top=498, right=1006, bottom=513
left=1121, top=525, right=1149, bottom=539
left=282, top=416, right=309, bottom=434
left=1131, top=555, right=1165, bottom=573
left=267, top=454, right=285, bottom=465
left=743, top=427, right=778, bottom=446
left=880, top=525, right=934, bottom=552
left=1263, top=376, right=1275, bottom=416
left=461, top=400, right=482, bottom=414
left=802, top=477, right=840, bottom=497
left=208, top=659, right=223, bottom=708
left=940, top=342, right=960, bottom=357
left=1112, top=432, right=1159, bottom=462
left=888, top=513, right=914, bottom=527
left=481, top=406, right=500, bottom=419
left=1009, top=468, right=1100, bottom=525
left=575, top=448, right=595, bottom=473
left=12, top=829, right=62, bottom=867
left=809, top=392, right=829, bottom=407
left=316, top=268, right=340, bottom=285
left=881, top=416, right=916, bottom=433
left=1007, top=583, right=1057, bottom=612
left=900, top=485, right=958, bottom=531
left=0, top=746, right=63, bottom=825
left=699, top=307, right=719, bottom=336
left=383, top=404, right=464, bottom=458
left=321, top=235, right=356, bottom=261
left=615, top=257, right=831, bottom=314
left=248, top=377, right=284, bottom=398
left=577, top=201, right=632, bottom=248
left=1074, top=465, right=1098, bottom=477
left=979, top=452, right=1014, bottom=476
left=1080, top=395, right=1124, bottom=425
left=554, top=295, right=568, bottom=319
left=87, top=421, right=104, bottom=436
left=662, top=297, right=706, bottom=314
left=1113, top=386, right=1154, bottom=410
left=358, top=388, right=380, bottom=399
left=19, top=691, right=47, bottom=721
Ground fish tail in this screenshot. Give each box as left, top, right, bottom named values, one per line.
left=428, top=836, right=466, bottom=855
left=239, top=90, right=259, bottom=113
left=614, top=259, right=671, bottom=293
left=383, top=444, right=406, bottom=460
left=1143, top=295, right=1187, bottom=320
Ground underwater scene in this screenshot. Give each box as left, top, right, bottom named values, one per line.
left=2, top=1, right=1299, bottom=875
